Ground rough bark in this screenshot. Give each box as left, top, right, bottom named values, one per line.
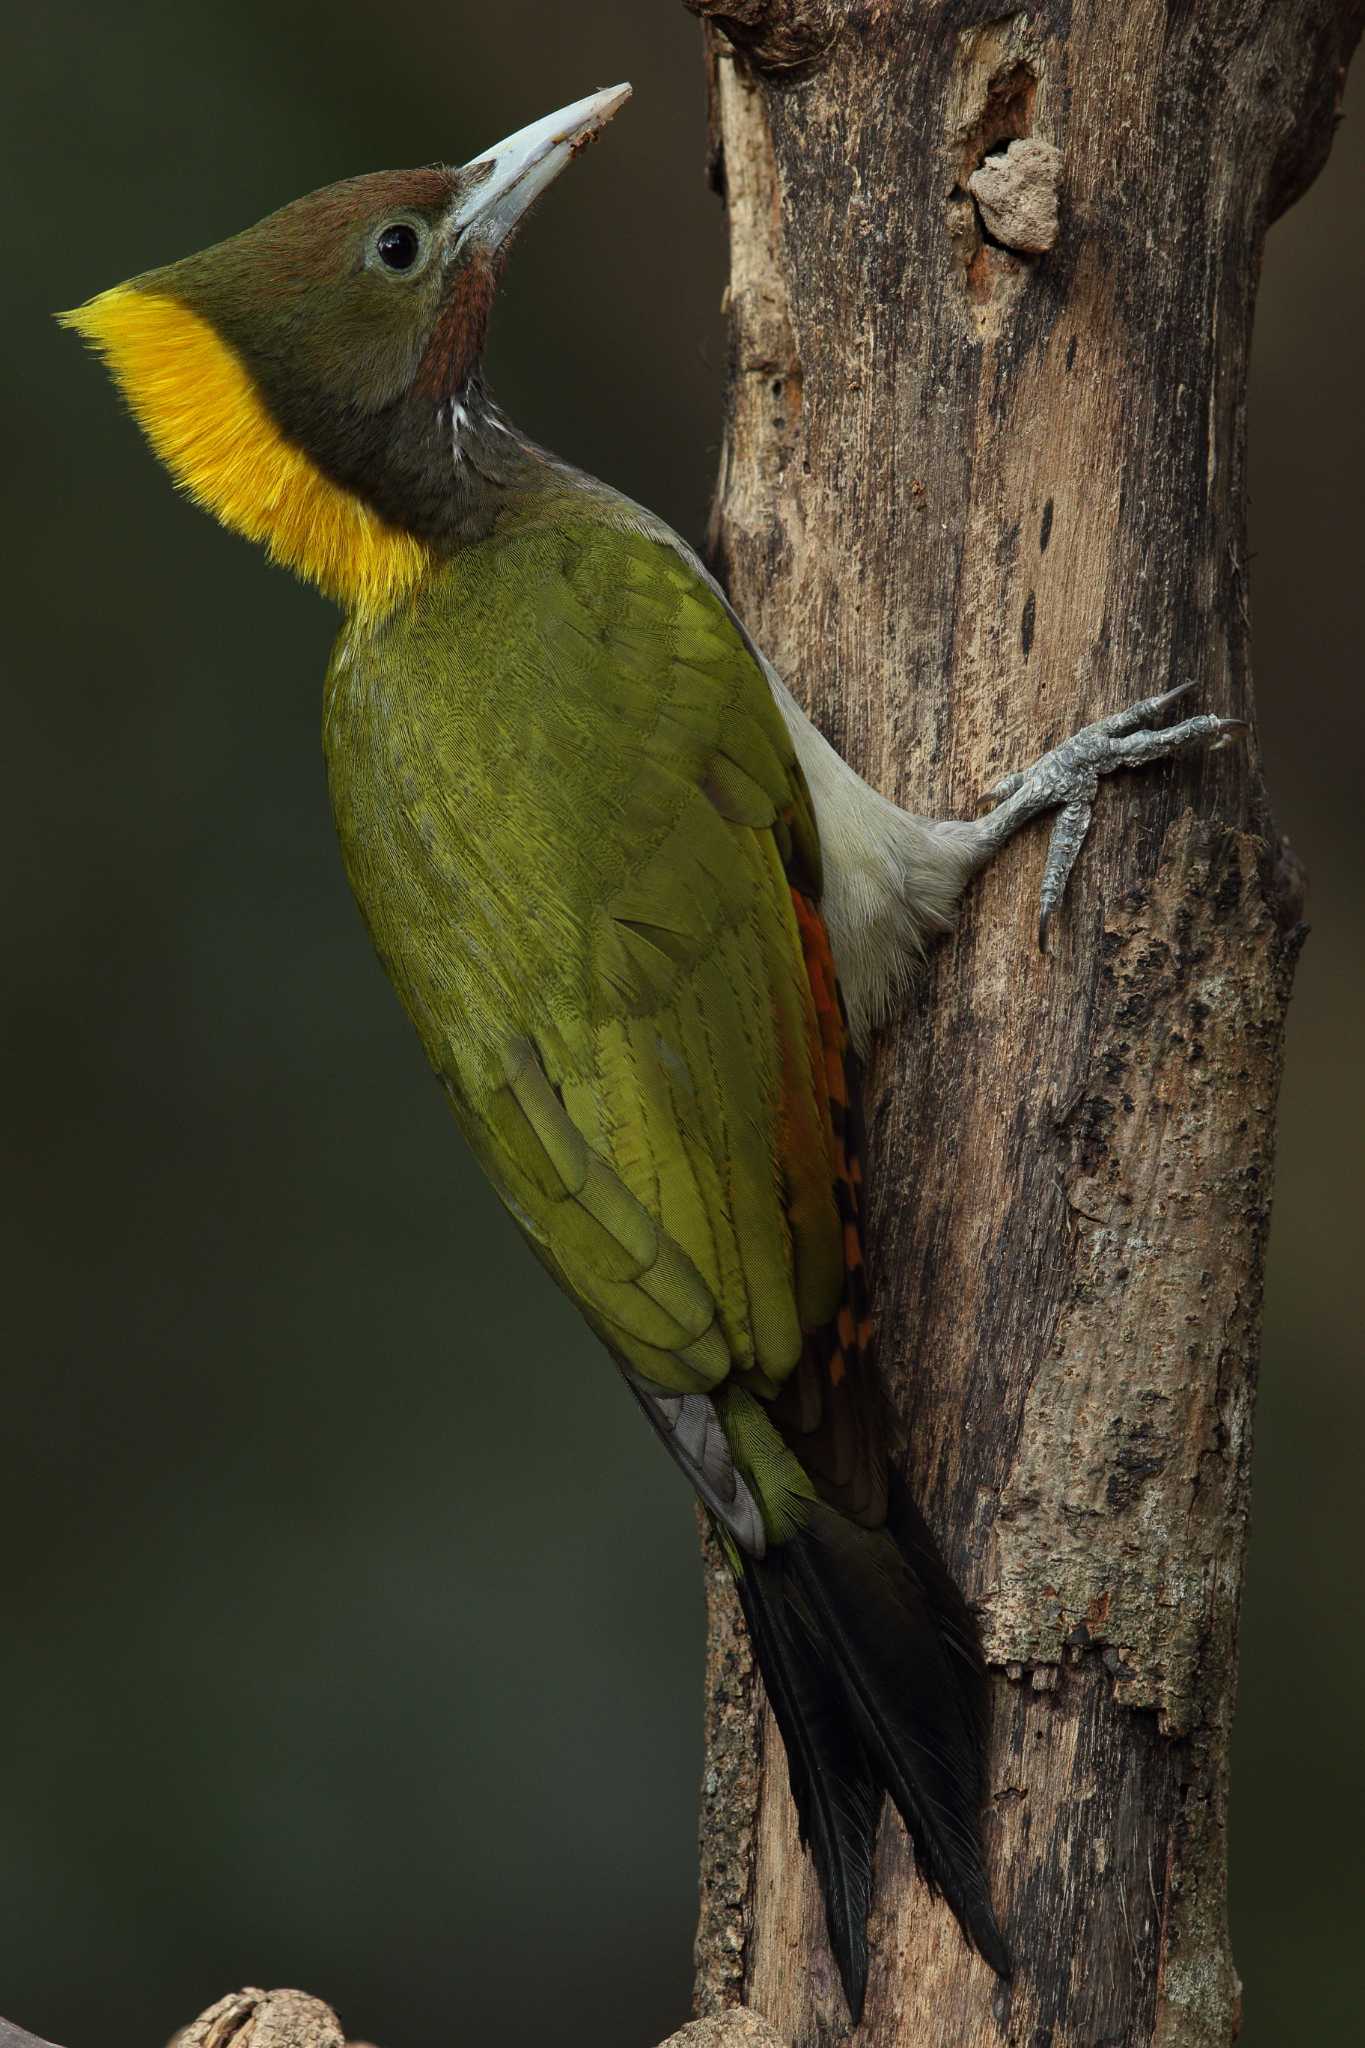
left=684, top=4, right=1358, bottom=2046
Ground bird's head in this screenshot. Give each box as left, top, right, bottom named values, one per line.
left=61, top=86, right=631, bottom=618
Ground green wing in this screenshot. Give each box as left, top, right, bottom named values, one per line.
left=466, top=519, right=842, bottom=1365
left=328, top=509, right=851, bottom=1539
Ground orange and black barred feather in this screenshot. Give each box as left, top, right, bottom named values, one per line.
left=770, top=889, right=886, bottom=1526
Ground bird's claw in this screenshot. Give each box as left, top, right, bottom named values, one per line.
left=974, top=684, right=1247, bottom=947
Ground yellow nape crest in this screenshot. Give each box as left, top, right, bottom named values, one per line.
left=60, top=287, right=429, bottom=620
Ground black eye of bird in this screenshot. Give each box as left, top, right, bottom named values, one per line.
left=376, top=223, right=421, bottom=271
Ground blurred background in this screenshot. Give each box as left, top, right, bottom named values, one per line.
left=2, top=5, right=1359, bottom=2044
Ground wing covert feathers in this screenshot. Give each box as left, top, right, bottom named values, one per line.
left=415, top=524, right=837, bottom=1407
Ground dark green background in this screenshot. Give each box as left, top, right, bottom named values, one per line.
left=4, top=6, right=1360, bottom=2044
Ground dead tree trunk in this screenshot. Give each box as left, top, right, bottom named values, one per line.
left=684, top=4, right=1358, bottom=2044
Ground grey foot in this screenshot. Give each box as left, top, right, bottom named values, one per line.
left=973, top=685, right=1247, bottom=947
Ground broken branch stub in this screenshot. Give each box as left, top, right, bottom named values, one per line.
left=682, top=0, right=843, bottom=73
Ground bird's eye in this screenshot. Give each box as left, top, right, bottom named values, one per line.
left=375, top=222, right=421, bottom=271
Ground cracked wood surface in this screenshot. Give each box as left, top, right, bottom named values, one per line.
left=687, top=3, right=1358, bottom=2045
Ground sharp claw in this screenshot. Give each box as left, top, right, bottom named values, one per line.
left=1038, top=909, right=1051, bottom=953
left=1210, top=718, right=1249, bottom=751
left=1096, top=684, right=1178, bottom=741
left=1094, top=683, right=1196, bottom=739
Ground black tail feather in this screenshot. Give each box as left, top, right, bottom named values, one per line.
left=790, top=1504, right=1011, bottom=1979
left=736, top=1499, right=1011, bottom=2012
left=884, top=1468, right=993, bottom=1755
left=735, top=1544, right=882, bottom=2020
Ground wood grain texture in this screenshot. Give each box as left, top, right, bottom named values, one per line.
left=686, top=3, right=1360, bottom=2044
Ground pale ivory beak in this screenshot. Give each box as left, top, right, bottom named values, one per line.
left=450, top=85, right=633, bottom=247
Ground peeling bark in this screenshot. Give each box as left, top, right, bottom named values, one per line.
left=687, top=3, right=1357, bottom=2044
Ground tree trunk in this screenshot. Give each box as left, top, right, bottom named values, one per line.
left=683, top=4, right=1359, bottom=2045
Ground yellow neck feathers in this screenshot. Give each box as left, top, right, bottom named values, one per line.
left=61, top=288, right=429, bottom=621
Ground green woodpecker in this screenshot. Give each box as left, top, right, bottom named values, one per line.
left=64, top=86, right=1242, bottom=2015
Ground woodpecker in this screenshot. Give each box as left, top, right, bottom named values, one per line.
left=64, top=85, right=1243, bottom=2015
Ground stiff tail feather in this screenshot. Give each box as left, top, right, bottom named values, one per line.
left=736, top=1498, right=1011, bottom=2015
left=734, top=1544, right=882, bottom=2019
